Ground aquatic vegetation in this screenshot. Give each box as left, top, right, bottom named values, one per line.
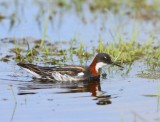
left=1, top=36, right=160, bottom=74
left=34, top=0, right=160, bottom=18
left=0, top=55, right=12, bottom=62
left=137, top=72, right=160, bottom=80
left=97, top=36, right=160, bottom=67
left=89, top=0, right=122, bottom=12
left=2, top=38, right=60, bottom=64
left=97, top=39, right=143, bottom=64
left=0, top=0, right=160, bottom=76
left=0, top=13, right=5, bottom=21
left=0, top=0, right=160, bottom=31
left=145, top=45, right=160, bottom=69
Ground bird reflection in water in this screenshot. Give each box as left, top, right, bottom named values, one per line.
left=18, top=79, right=112, bottom=105
left=87, top=80, right=112, bottom=105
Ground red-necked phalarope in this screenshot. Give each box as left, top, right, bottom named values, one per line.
left=17, top=53, right=123, bottom=82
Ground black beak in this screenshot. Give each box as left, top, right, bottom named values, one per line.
left=112, top=62, right=124, bottom=68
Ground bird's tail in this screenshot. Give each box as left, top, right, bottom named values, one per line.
left=17, top=63, right=42, bottom=78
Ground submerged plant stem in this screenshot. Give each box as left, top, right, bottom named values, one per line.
left=40, top=17, right=49, bottom=48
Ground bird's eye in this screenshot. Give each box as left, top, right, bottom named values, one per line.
left=104, top=56, right=107, bottom=59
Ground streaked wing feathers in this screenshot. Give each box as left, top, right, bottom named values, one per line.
left=18, top=63, right=86, bottom=76
left=41, top=65, right=86, bottom=76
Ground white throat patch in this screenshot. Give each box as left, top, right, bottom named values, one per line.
left=95, top=62, right=107, bottom=72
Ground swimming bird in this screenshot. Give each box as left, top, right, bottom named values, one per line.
left=17, top=53, right=123, bottom=82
